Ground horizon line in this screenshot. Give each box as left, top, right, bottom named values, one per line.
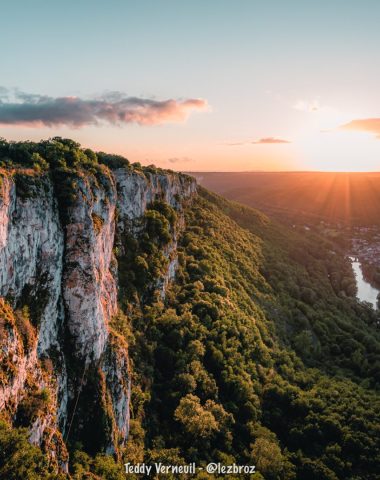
left=182, top=170, right=380, bottom=174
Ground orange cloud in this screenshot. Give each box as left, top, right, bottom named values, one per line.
left=0, top=89, right=209, bottom=127
left=340, top=118, right=380, bottom=138
left=252, top=137, right=291, bottom=144
left=225, top=137, right=291, bottom=146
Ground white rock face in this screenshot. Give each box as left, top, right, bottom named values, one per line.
left=114, top=168, right=196, bottom=297
left=101, top=332, right=130, bottom=454
left=63, top=175, right=118, bottom=361
left=0, top=166, right=197, bottom=458
left=0, top=309, right=37, bottom=411
left=114, top=168, right=196, bottom=227
left=0, top=173, right=66, bottom=454
left=0, top=175, right=64, bottom=355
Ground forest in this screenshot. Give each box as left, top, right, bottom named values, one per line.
left=0, top=139, right=379, bottom=479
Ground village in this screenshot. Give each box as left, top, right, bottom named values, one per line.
left=351, top=226, right=380, bottom=268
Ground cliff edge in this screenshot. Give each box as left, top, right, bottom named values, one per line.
left=0, top=138, right=196, bottom=469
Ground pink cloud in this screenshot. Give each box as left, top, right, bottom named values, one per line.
left=225, top=137, right=291, bottom=146
left=0, top=89, right=209, bottom=128
left=340, top=118, right=380, bottom=138
left=252, top=137, right=291, bottom=144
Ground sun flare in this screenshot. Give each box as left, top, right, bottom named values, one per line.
left=297, top=131, right=379, bottom=171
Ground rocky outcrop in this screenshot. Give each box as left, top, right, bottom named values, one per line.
left=63, top=173, right=117, bottom=362
left=101, top=331, right=130, bottom=453
left=0, top=164, right=196, bottom=464
left=114, top=168, right=197, bottom=227
left=0, top=173, right=64, bottom=355
left=0, top=173, right=65, bottom=463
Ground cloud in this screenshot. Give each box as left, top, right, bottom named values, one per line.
left=339, top=118, right=380, bottom=138
left=293, top=99, right=321, bottom=112
left=0, top=88, right=209, bottom=128
left=167, top=156, right=193, bottom=164
left=224, top=141, right=247, bottom=146
left=0, top=87, right=9, bottom=99
left=252, top=137, right=291, bottom=144
left=293, top=98, right=334, bottom=114
left=225, top=137, right=291, bottom=146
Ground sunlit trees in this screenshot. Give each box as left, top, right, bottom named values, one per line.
left=174, top=394, right=219, bottom=439
left=0, top=420, right=60, bottom=480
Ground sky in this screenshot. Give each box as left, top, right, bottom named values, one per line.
left=1, top=0, right=380, bottom=172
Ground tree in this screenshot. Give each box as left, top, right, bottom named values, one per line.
left=251, top=437, right=285, bottom=480
left=0, top=420, right=58, bottom=480
left=174, top=394, right=218, bottom=438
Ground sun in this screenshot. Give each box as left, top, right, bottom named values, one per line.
left=294, top=107, right=380, bottom=172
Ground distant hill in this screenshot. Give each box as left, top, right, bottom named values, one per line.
left=191, top=171, right=380, bottom=225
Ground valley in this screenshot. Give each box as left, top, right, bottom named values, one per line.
left=194, top=171, right=380, bottom=310
left=0, top=142, right=379, bottom=479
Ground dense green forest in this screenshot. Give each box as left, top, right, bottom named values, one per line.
left=0, top=139, right=379, bottom=479
left=116, top=189, right=379, bottom=480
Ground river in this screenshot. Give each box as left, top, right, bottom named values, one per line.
left=350, top=256, right=379, bottom=309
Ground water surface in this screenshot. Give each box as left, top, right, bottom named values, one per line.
left=350, top=256, right=379, bottom=309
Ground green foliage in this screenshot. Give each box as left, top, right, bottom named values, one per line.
left=71, top=450, right=125, bottom=479
left=174, top=394, right=228, bottom=439
left=251, top=437, right=288, bottom=480
left=0, top=138, right=109, bottom=224
left=115, top=201, right=177, bottom=302
left=0, top=140, right=183, bottom=234
left=97, top=151, right=130, bottom=169
left=120, top=192, right=380, bottom=479
left=144, top=210, right=171, bottom=244
left=148, top=200, right=177, bottom=225
left=1, top=139, right=379, bottom=479
left=203, top=189, right=380, bottom=385
left=0, top=419, right=59, bottom=479
left=15, top=389, right=51, bottom=428
left=14, top=305, right=35, bottom=351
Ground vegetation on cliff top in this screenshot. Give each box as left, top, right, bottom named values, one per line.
left=0, top=137, right=192, bottom=222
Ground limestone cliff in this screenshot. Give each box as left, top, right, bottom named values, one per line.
left=0, top=149, right=196, bottom=469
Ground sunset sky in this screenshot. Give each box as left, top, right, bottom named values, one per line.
left=1, top=0, right=380, bottom=172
